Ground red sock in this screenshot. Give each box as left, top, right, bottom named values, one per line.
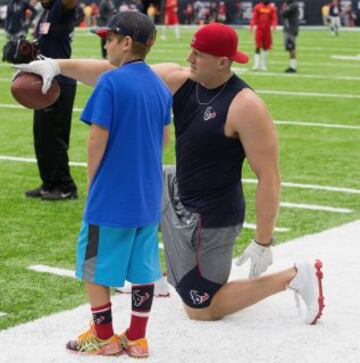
left=126, top=284, right=154, bottom=341
left=91, top=302, right=114, bottom=340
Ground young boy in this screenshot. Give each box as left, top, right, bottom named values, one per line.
left=66, top=11, right=172, bottom=358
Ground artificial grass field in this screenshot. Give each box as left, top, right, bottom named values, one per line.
left=0, top=27, right=359, bottom=330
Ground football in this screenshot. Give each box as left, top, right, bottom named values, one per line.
left=10, top=72, right=60, bottom=110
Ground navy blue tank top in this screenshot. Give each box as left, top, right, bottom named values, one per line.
left=173, top=74, right=250, bottom=228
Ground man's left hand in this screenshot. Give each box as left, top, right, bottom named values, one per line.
left=236, top=240, right=273, bottom=278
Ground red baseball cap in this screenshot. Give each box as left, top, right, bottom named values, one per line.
left=191, top=23, right=249, bottom=64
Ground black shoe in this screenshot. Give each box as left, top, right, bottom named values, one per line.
left=25, top=186, right=50, bottom=198
left=41, top=188, right=78, bottom=201
left=285, top=67, right=297, bottom=73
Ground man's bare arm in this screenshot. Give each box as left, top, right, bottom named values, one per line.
left=228, top=89, right=281, bottom=244
left=58, top=59, right=114, bottom=86
left=150, top=63, right=190, bottom=94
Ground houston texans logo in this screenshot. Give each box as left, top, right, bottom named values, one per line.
left=203, top=106, right=216, bottom=121
left=189, top=290, right=210, bottom=305
left=132, top=290, right=150, bottom=307
left=93, top=315, right=105, bottom=324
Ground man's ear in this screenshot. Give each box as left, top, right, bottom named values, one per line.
left=219, top=57, right=230, bottom=69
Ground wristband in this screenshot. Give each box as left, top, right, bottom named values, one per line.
left=253, top=238, right=274, bottom=247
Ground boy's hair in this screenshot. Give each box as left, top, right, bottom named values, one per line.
left=115, top=33, right=155, bottom=59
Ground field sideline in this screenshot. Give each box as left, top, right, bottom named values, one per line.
left=0, top=26, right=359, bottom=334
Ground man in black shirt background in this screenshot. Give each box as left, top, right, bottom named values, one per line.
left=27, top=0, right=78, bottom=201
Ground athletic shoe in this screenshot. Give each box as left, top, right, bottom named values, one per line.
left=66, top=325, right=122, bottom=356
left=25, top=186, right=50, bottom=198
left=288, top=260, right=325, bottom=324
left=154, top=274, right=170, bottom=297
left=120, top=333, right=149, bottom=358
left=41, top=188, right=78, bottom=201
left=285, top=67, right=297, bottom=73
left=115, top=274, right=170, bottom=297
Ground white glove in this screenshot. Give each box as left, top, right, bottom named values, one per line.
left=11, top=56, right=60, bottom=94
left=236, top=240, right=273, bottom=278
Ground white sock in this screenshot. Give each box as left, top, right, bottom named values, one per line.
left=290, top=59, right=296, bottom=69
left=174, top=25, right=180, bottom=39
left=253, top=53, right=260, bottom=69
left=260, top=50, right=267, bottom=70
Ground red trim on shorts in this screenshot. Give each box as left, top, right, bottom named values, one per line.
left=195, top=215, right=203, bottom=276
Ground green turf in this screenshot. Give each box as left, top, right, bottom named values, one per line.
left=0, top=27, right=359, bottom=330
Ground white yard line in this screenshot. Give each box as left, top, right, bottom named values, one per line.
left=3, top=70, right=360, bottom=82
left=1, top=104, right=359, bottom=130
left=257, top=90, right=360, bottom=99
left=2, top=220, right=360, bottom=363
left=233, top=69, right=360, bottom=81
left=280, top=202, right=352, bottom=214
left=2, top=155, right=360, bottom=194
left=242, top=178, right=360, bottom=194
left=244, top=223, right=289, bottom=232
left=274, top=120, right=360, bottom=130
left=28, top=265, right=75, bottom=278
left=146, top=56, right=360, bottom=68
left=331, top=55, right=360, bottom=61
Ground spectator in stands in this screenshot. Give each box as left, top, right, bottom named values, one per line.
left=183, top=2, right=193, bottom=24
left=217, top=1, right=227, bottom=23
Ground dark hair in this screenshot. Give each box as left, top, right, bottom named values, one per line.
left=115, top=33, right=155, bottom=59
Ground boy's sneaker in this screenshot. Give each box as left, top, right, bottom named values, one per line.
left=66, top=325, right=122, bottom=356
left=288, top=260, right=325, bottom=324
left=120, top=333, right=149, bottom=358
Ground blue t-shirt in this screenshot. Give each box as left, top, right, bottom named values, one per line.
left=81, top=62, right=172, bottom=228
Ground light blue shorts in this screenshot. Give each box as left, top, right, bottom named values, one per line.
left=75, top=221, right=162, bottom=287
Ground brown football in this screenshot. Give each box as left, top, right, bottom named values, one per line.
left=11, top=72, right=60, bottom=110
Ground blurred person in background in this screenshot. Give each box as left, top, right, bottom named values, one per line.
left=280, top=0, right=299, bottom=73
left=217, top=1, right=226, bottom=23
left=25, top=0, right=78, bottom=201
left=5, top=0, right=36, bottom=41
left=329, top=0, right=341, bottom=36
left=161, top=0, right=180, bottom=40
left=147, top=3, right=159, bottom=22
left=250, top=0, right=277, bottom=71
left=97, top=0, right=116, bottom=58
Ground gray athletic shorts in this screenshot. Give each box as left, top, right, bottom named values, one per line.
left=161, top=166, right=242, bottom=308
left=284, top=32, right=297, bottom=51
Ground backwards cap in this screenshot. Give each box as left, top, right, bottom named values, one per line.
left=91, top=11, right=156, bottom=46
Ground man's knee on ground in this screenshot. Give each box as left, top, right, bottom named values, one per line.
left=184, top=304, right=222, bottom=321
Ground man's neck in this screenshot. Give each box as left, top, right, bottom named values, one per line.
left=200, top=71, right=233, bottom=89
